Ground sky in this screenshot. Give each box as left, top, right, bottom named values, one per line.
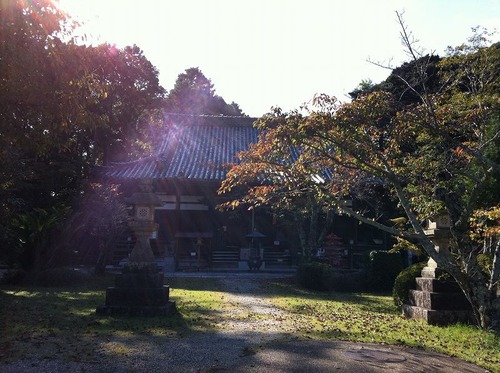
left=58, top=0, right=500, bottom=117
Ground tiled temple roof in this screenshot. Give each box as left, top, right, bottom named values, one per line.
left=101, top=116, right=259, bottom=181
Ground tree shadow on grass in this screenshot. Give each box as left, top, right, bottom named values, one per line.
left=1, top=277, right=498, bottom=372
left=0, top=281, right=195, bottom=363
left=262, top=278, right=398, bottom=315
left=0, top=277, right=287, bottom=369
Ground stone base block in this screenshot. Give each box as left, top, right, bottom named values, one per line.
left=408, top=289, right=471, bottom=310
left=415, top=277, right=462, bottom=293
left=402, top=304, right=473, bottom=325
left=96, top=301, right=176, bottom=317
left=420, top=266, right=449, bottom=279
left=114, top=273, right=165, bottom=288
left=97, top=265, right=176, bottom=317
left=404, top=265, right=474, bottom=326
left=104, top=285, right=170, bottom=307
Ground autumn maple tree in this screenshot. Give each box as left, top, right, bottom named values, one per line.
left=219, top=24, right=500, bottom=328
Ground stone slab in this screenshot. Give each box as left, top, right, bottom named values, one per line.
left=114, top=272, right=165, bottom=288
left=96, top=300, right=176, bottom=316
left=420, top=266, right=450, bottom=279
left=415, top=277, right=462, bottom=293
left=402, top=304, right=473, bottom=325
left=105, top=285, right=170, bottom=306
left=408, top=289, right=471, bottom=310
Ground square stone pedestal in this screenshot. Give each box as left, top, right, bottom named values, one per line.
left=402, top=266, right=473, bottom=325
left=96, top=266, right=176, bottom=316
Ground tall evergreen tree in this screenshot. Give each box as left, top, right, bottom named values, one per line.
left=164, top=67, right=245, bottom=116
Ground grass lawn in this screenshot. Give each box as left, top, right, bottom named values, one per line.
left=0, top=275, right=234, bottom=363
left=265, top=279, right=500, bottom=372
left=0, top=275, right=498, bottom=372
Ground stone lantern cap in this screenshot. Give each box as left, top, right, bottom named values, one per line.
left=424, top=215, right=451, bottom=230
left=126, top=179, right=163, bottom=206
left=127, top=192, right=163, bottom=206
left=126, top=180, right=163, bottom=222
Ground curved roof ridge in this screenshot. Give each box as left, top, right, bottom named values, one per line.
left=100, top=116, right=260, bottom=181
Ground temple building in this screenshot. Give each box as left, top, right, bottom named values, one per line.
left=100, top=115, right=390, bottom=271
left=101, top=115, right=294, bottom=271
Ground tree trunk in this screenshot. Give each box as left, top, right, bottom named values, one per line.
left=308, top=200, right=318, bottom=251
left=459, top=274, right=499, bottom=329
left=94, top=240, right=108, bottom=276
left=296, top=214, right=308, bottom=257
left=318, top=210, right=334, bottom=246
left=430, top=237, right=499, bottom=329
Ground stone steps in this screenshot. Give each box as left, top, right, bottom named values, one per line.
left=402, top=266, right=473, bottom=325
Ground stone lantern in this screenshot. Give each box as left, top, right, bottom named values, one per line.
left=421, top=215, right=452, bottom=278
left=96, top=179, right=175, bottom=316
left=127, top=180, right=163, bottom=265
left=403, top=215, right=472, bottom=325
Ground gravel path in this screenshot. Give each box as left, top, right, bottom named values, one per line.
left=215, top=278, right=290, bottom=341
left=1, top=278, right=296, bottom=373
left=0, top=277, right=489, bottom=372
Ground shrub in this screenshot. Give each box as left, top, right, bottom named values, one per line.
left=365, top=250, right=404, bottom=292
left=326, top=270, right=365, bottom=292
left=392, top=261, right=426, bottom=309
left=297, top=262, right=365, bottom=292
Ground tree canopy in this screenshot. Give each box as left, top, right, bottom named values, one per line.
left=219, top=25, right=500, bottom=329
left=0, top=1, right=249, bottom=271
left=0, top=0, right=165, bottom=270
left=164, top=67, right=245, bottom=116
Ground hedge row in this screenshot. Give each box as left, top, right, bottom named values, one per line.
left=296, top=250, right=418, bottom=297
